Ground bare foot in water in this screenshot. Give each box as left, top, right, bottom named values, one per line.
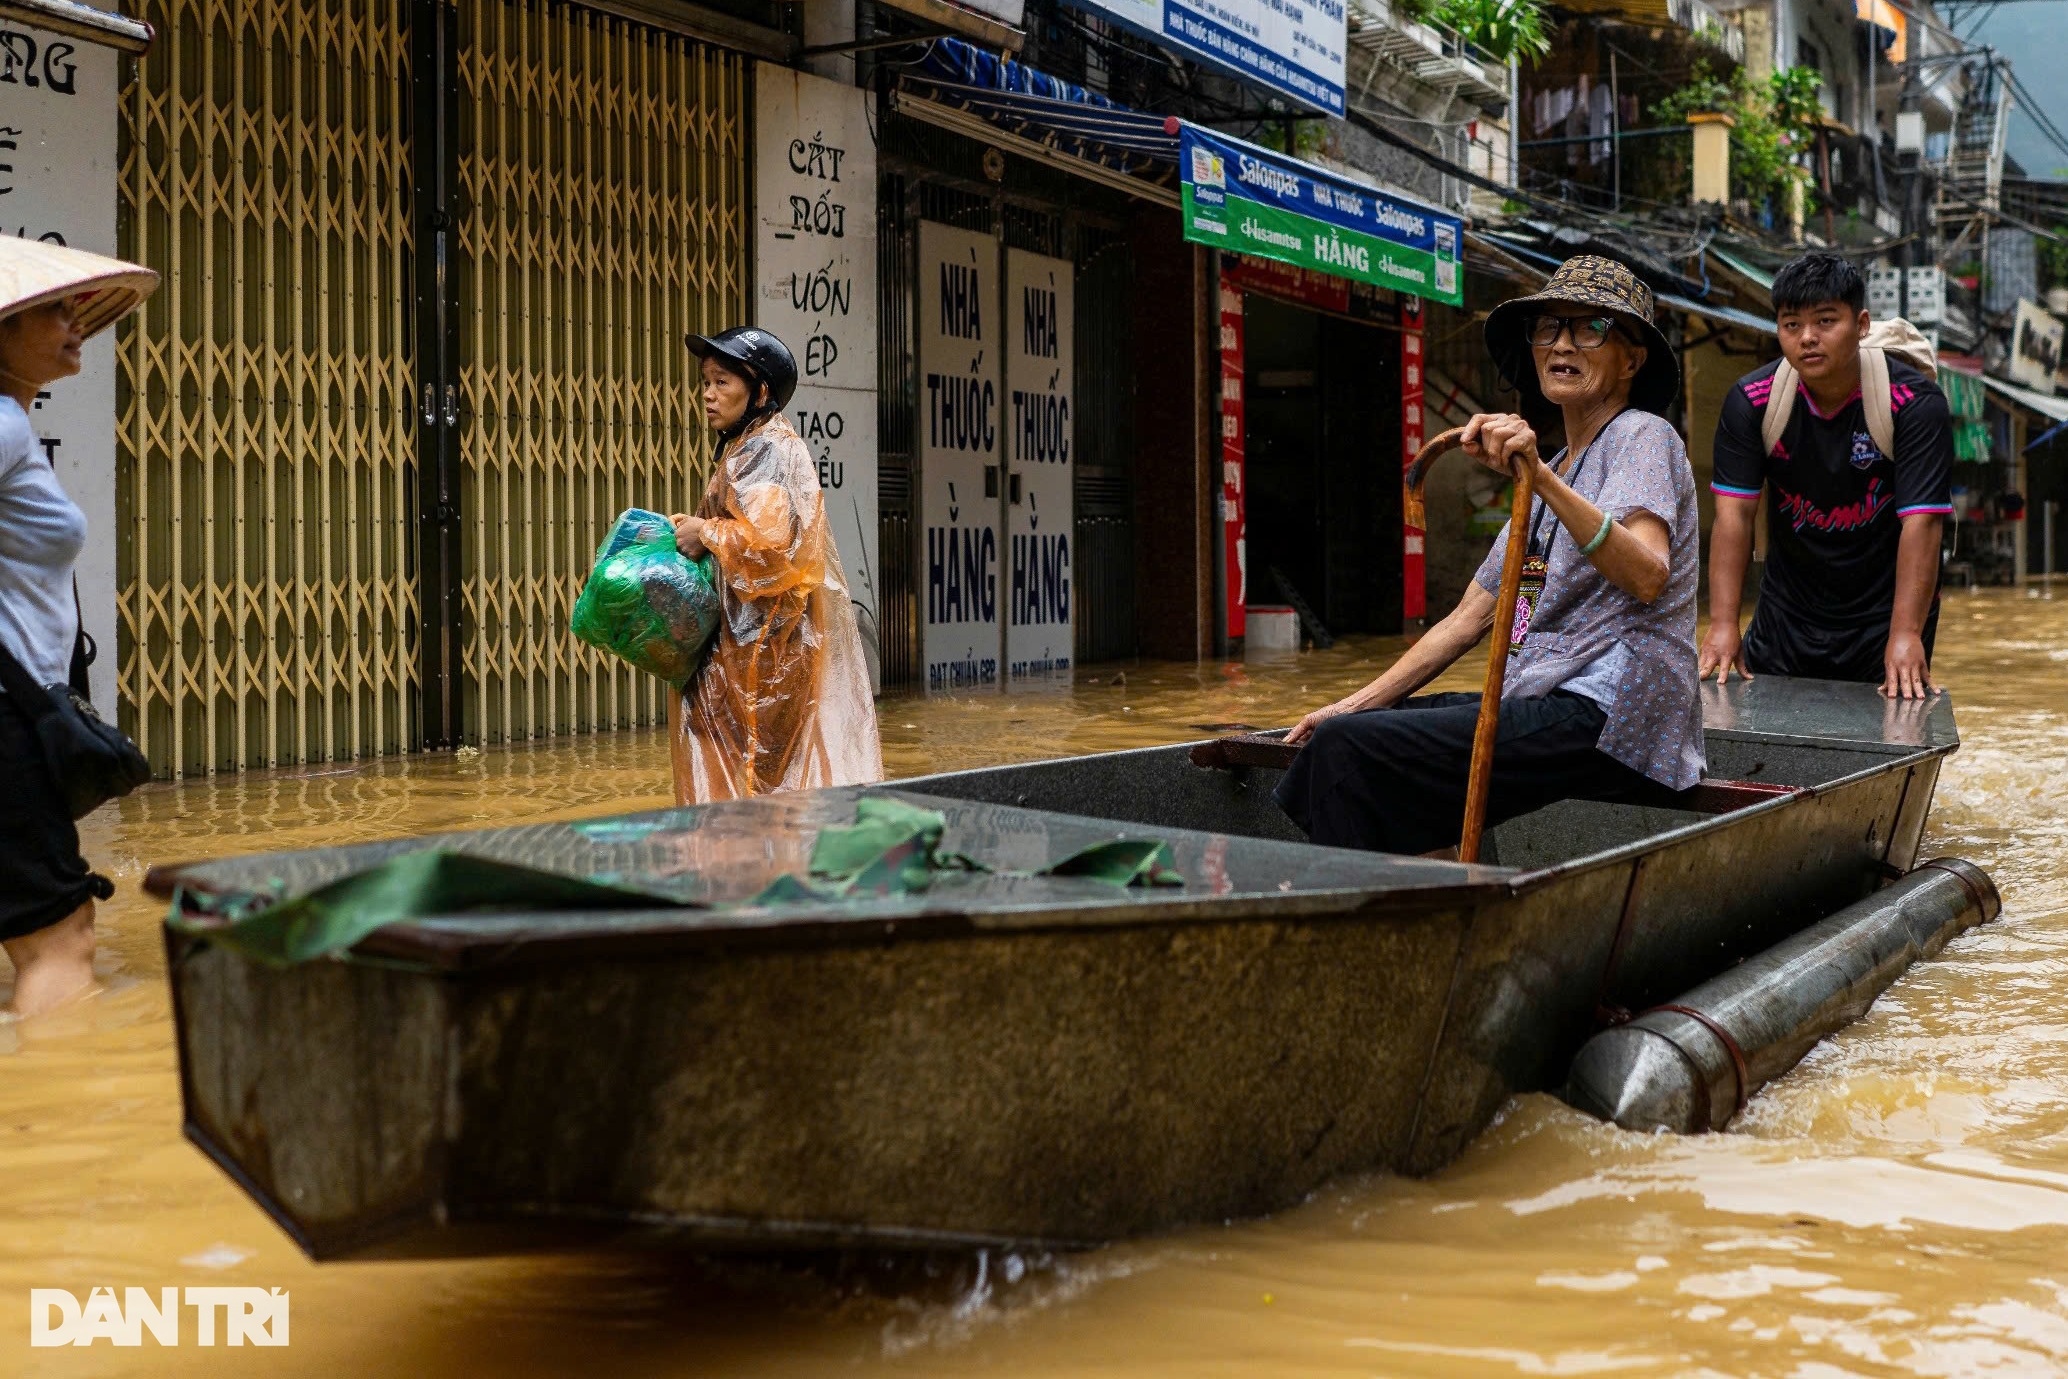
left=3, top=901, right=100, bottom=1019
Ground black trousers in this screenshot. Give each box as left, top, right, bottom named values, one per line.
left=1744, top=598, right=1940, bottom=683
left=1273, top=691, right=1682, bottom=856
left=0, top=691, right=112, bottom=941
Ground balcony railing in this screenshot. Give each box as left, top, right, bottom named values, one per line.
left=1552, top=0, right=1745, bottom=62
left=1346, top=0, right=1511, bottom=108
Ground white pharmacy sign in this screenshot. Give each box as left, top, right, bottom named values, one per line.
left=1004, top=247, right=1073, bottom=686
left=0, top=23, right=121, bottom=710
left=754, top=68, right=880, bottom=684
left=1062, top=0, right=1345, bottom=115
left=32, top=1287, right=290, bottom=1347
left=918, top=220, right=1002, bottom=692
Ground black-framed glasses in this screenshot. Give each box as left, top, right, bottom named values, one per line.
left=1527, top=314, right=1622, bottom=349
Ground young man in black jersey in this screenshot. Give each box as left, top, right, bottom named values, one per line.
left=1700, top=253, right=1953, bottom=698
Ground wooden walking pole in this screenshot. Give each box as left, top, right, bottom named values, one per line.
left=1405, top=426, right=1537, bottom=864
left=1197, top=427, right=1539, bottom=860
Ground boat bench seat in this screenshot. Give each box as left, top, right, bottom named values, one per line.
left=1680, top=779, right=1806, bottom=813
left=1189, top=736, right=1804, bottom=817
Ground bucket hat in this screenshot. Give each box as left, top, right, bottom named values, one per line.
left=1483, top=254, right=1679, bottom=414
left=0, top=237, right=158, bottom=340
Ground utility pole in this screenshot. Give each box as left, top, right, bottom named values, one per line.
left=1818, top=124, right=1838, bottom=243
left=1867, top=13, right=1888, bottom=219
left=1610, top=50, right=1621, bottom=212
left=1897, top=26, right=1924, bottom=320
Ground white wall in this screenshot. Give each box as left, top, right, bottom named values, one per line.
left=753, top=65, right=882, bottom=685
left=0, top=26, right=121, bottom=709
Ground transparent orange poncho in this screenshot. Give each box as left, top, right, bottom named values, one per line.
left=669, top=412, right=884, bottom=803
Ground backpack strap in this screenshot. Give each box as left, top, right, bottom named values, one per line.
left=1859, top=345, right=1895, bottom=460
left=1763, top=352, right=1899, bottom=459
left=1760, top=360, right=1798, bottom=457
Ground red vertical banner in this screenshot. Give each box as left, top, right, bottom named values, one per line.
left=1218, top=269, right=1247, bottom=642
left=1400, top=294, right=1427, bottom=621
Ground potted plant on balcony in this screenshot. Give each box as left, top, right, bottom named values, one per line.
left=1429, top=0, right=1550, bottom=62
left=1652, top=64, right=1825, bottom=224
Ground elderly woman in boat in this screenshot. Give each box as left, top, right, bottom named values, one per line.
left=1277, top=254, right=1703, bottom=856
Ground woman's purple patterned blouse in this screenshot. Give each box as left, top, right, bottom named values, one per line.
left=1472, top=409, right=1704, bottom=791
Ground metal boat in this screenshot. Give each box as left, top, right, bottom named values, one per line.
left=152, top=677, right=1959, bottom=1260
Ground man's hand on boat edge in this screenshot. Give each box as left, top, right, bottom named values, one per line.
left=1698, top=622, right=1754, bottom=684
left=1880, top=630, right=1939, bottom=701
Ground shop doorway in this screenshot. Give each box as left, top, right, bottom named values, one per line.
left=116, top=0, right=750, bottom=772
left=1241, top=295, right=1404, bottom=637
left=875, top=110, right=1140, bottom=692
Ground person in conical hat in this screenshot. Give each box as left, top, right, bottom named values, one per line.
left=665, top=326, right=883, bottom=802
left=0, top=237, right=157, bottom=1017
left=1274, top=255, right=1704, bottom=856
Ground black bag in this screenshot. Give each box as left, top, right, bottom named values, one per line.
left=0, top=629, right=150, bottom=821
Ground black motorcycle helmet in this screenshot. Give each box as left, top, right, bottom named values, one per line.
left=686, top=326, right=799, bottom=415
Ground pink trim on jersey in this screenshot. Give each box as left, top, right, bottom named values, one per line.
left=1796, top=381, right=1862, bottom=420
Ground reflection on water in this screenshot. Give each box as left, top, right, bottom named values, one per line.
left=5, top=590, right=2067, bottom=1376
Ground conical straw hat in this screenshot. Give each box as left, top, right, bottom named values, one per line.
left=0, top=237, right=158, bottom=340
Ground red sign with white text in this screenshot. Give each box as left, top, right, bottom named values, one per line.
left=1221, top=255, right=1350, bottom=316
left=1401, top=295, right=1427, bottom=620
left=1219, top=270, right=1246, bottom=641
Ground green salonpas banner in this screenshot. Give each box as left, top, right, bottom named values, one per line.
left=1178, top=123, right=1464, bottom=307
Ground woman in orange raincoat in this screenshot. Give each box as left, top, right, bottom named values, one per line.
left=668, top=327, right=883, bottom=802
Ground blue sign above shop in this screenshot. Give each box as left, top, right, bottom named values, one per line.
left=1061, top=0, right=1346, bottom=116
left=1178, top=124, right=1464, bottom=305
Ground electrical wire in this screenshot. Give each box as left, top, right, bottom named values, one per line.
left=1350, top=105, right=1727, bottom=270
left=1848, top=0, right=2068, bottom=183
left=1871, top=0, right=2068, bottom=165
left=2000, top=66, right=2068, bottom=163
left=1344, top=104, right=1480, bottom=132
left=1942, top=189, right=2068, bottom=241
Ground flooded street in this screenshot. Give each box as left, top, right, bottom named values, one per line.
left=6, top=587, right=2067, bottom=1377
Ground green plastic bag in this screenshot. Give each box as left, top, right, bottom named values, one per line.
left=570, top=508, right=722, bottom=687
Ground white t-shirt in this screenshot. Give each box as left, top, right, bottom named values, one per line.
left=0, top=395, right=85, bottom=688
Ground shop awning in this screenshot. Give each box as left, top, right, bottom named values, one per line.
left=873, top=0, right=1025, bottom=52
left=1661, top=292, right=1777, bottom=336
left=1473, top=232, right=1775, bottom=336
left=0, top=0, right=152, bottom=51
left=1983, top=373, right=2068, bottom=424
left=1708, top=246, right=1775, bottom=293
left=1465, top=230, right=1551, bottom=287
left=893, top=37, right=1179, bottom=205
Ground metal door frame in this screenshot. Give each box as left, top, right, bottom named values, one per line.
left=412, top=0, right=464, bottom=748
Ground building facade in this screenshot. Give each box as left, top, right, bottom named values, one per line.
left=51, top=0, right=2067, bottom=774
left=4, top=0, right=772, bottom=775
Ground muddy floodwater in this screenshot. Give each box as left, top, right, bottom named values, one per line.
left=6, top=589, right=2067, bottom=1376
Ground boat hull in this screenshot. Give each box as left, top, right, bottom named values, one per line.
left=157, top=679, right=1957, bottom=1258
left=172, top=890, right=1475, bottom=1258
